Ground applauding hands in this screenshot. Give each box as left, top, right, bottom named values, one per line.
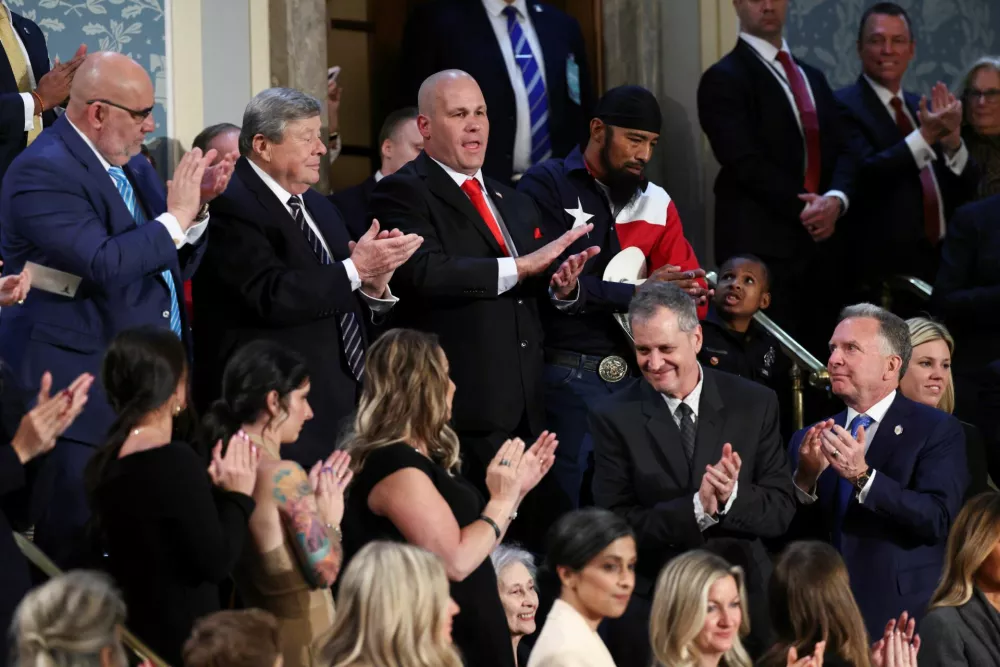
left=485, top=432, right=559, bottom=505
left=872, top=612, right=920, bottom=667
left=11, top=371, right=93, bottom=465
left=698, top=443, right=741, bottom=515
left=208, top=431, right=260, bottom=496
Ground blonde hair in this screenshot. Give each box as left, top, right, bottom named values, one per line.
left=905, top=317, right=956, bottom=414
left=342, top=329, right=461, bottom=473
left=930, top=492, right=1000, bottom=609
left=315, top=541, right=463, bottom=667
left=649, top=551, right=752, bottom=667
left=12, top=571, right=127, bottom=667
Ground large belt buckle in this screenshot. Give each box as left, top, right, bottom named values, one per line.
left=598, top=355, right=629, bottom=383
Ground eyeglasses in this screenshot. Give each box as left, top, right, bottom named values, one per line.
left=964, top=88, right=1000, bottom=104
left=86, top=98, right=155, bottom=121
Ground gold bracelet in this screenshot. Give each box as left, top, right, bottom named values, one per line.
left=326, top=523, right=342, bottom=540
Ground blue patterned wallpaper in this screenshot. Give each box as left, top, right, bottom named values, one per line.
left=9, top=0, right=167, bottom=137
left=785, top=0, right=997, bottom=93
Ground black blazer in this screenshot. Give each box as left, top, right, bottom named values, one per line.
left=193, top=158, right=372, bottom=467
left=697, top=39, right=855, bottom=262
left=398, top=0, right=594, bottom=184
left=837, top=77, right=979, bottom=278
left=328, top=175, right=376, bottom=242
left=920, top=589, right=1000, bottom=666
left=369, top=152, right=548, bottom=440
left=590, top=368, right=796, bottom=599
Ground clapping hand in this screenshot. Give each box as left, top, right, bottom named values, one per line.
left=208, top=431, right=260, bottom=496
left=707, top=443, right=741, bottom=504
left=820, top=423, right=868, bottom=481
left=550, top=246, right=600, bottom=299
left=10, top=371, right=93, bottom=464
left=872, top=612, right=920, bottom=667
left=0, top=261, right=31, bottom=307
left=350, top=219, right=424, bottom=290
left=647, top=265, right=713, bottom=305
left=200, top=151, right=237, bottom=205
left=485, top=438, right=525, bottom=504
left=167, top=147, right=215, bottom=231
left=918, top=82, right=963, bottom=153
left=786, top=641, right=826, bottom=667
left=309, top=450, right=353, bottom=528
left=794, top=418, right=835, bottom=491
left=514, top=431, right=558, bottom=498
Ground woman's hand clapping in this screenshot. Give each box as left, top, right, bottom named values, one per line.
left=208, top=432, right=260, bottom=496
left=309, top=450, right=352, bottom=528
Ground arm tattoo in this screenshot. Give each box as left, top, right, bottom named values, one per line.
left=272, top=466, right=343, bottom=588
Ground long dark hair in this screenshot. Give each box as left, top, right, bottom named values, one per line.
left=201, top=340, right=309, bottom=451
left=536, top=507, right=634, bottom=597
left=84, top=327, right=188, bottom=505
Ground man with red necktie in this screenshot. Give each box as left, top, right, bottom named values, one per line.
left=698, top=0, right=856, bottom=357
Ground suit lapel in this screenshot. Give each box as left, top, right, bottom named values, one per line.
left=485, top=177, right=532, bottom=254
left=303, top=189, right=349, bottom=261
left=857, top=77, right=905, bottom=146
left=733, top=40, right=801, bottom=133
left=689, top=370, right=727, bottom=489
left=639, top=381, right=691, bottom=488
left=864, top=394, right=909, bottom=472
left=417, top=153, right=506, bottom=256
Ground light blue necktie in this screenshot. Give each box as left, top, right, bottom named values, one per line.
left=502, top=5, right=552, bottom=165
left=108, top=166, right=182, bottom=338
left=832, top=413, right=875, bottom=550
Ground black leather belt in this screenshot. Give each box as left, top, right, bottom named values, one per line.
left=544, top=349, right=632, bottom=382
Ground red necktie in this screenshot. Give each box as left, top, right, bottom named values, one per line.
left=460, top=178, right=509, bottom=256
left=775, top=51, right=822, bottom=194
left=890, top=97, right=943, bottom=244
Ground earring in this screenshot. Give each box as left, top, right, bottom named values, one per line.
left=173, top=404, right=182, bottom=416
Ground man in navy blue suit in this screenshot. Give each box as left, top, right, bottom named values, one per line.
left=0, top=52, right=235, bottom=567
left=398, top=0, right=594, bottom=185
left=789, top=303, right=968, bottom=639
left=837, top=2, right=978, bottom=295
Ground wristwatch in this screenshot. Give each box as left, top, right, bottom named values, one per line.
left=852, top=466, right=872, bottom=491
left=194, top=203, right=209, bottom=222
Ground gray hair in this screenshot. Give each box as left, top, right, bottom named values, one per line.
left=12, top=571, right=127, bottom=667
left=628, top=281, right=699, bottom=332
left=490, top=545, right=537, bottom=580
left=957, top=56, right=1000, bottom=99
left=839, top=303, right=912, bottom=378
left=239, top=87, right=322, bottom=156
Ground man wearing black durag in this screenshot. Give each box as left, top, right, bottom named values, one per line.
left=517, top=85, right=711, bottom=509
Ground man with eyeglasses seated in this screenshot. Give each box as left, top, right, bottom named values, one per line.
left=0, top=51, right=236, bottom=569
left=837, top=2, right=979, bottom=300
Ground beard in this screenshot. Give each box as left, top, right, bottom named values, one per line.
left=599, top=138, right=645, bottom=207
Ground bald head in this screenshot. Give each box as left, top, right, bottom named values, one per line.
left=68, top=52, right=152, bottom=110
left=416, top=70, right=488, bottom=176
left=417, top=69, right=477, bottom=116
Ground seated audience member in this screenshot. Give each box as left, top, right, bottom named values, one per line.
left=183, top=609, right=282, bottom=667
left=648, top=550, right=756, bottom=667
left=329, top=107, right=422, bottom=240
left=10, top=571, right=127, bottom=667
left=491, top=545, right=540, bottom=667
left=592, top=281, right=796, bottom=665
left=85, top=327, right=259, bottom=666
left=517, top=84, right=709, bottom=510
left=1, top=366, right=91, bottom=661
left=193, top=122, right=241, bottom=162
left=901, top=317, right=990, bottom=496
left=922, top=491, right=1000, bottom=665
left=789, top=304, right=968, bottom=639
left=342, top=328, right=558, bottom=667
left=960, top=56, right=1000, bottom=199
left=528, top=508, right=635, bottom=667
left=315, top=541, right=462, bottom=667
left=201, top=341, right=350, bottom=667
left=759, top=541, right=919, bottom=667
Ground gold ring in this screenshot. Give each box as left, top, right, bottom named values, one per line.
left=16, top=299, right=24, bottom=305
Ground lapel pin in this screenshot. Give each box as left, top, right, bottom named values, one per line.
left=494, top=191, right=503, bottom=199
left=894, top=425, right=903, bottom=435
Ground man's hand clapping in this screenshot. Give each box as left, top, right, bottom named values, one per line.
left=200, top=152, right=237, bottom=206
left=699, top=443, right=741, bottom=514
left=349, top=219, right=423, bottom=296
left=918, top=82, right=963, bottom=155
left=34, top=44, right=87, bottom=111
left=0, top=261, right=31, bottom=307
left=550, top=246, right=600, bottom=299
left=515, top=223, right=595, bottom=281
left=167, top=147, right=215, bottom=231
left=648, top=264, right=713, bottom=306
left=793, top=418, right=835, bottom=491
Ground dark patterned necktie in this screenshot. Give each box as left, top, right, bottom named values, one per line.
left=288, top=195, right=365, bottom=382
left=676, top=402, right=696, bottom=462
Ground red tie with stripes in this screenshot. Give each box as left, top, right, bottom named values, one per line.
left=890, top=97, right=943, bottom=243
left=775, top=51, right=822, bottom=194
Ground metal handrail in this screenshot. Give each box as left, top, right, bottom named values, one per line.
left=883, top=275, right=933, bottom=311
left=14, top=532, right=172, bottom=667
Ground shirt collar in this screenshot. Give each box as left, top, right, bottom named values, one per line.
left=66, top=117, right=113, bottom=172
left=247, top=158, right=296, bottom=207
left=862, top=73, right=905, bottom=108
left=845, top=389, right=897, bottom=428
left=739, top=32, right=791, bottom=64
left=374, top=169, right=384, bottom=182
left=429, top=155, right=487, bottom=192
left=661, top=365, right=705, bottom=418
left=483, top=0, right=529, bottom=19
left=0, top=2, right=11, bottom=21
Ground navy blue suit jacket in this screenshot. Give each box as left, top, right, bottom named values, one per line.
left=836, top=77, right=979, bottom=279
left=328, top=174, right=376, bottom=241
left=0, top=11, right=56, bottom=191
left=788, top=394, right=968, bottom=639
left=398, top=0, right=594, bottom=184
left=0, top=115, right=203, bottom=447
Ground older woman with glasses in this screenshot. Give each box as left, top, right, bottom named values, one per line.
left=960, top=56, right=1000, bottom=199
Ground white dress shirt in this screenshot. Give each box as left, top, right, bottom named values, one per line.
left=1, top=1, right=40, bottom=133
left=738, top=33, right=849, bottom=213
left=66, top=117, right=208, bottom=248
left=661, top=365, right=739, bottom=530
left=247, top=159, right=396, bottom=310
left=373, top=169, right=384, bottom=182
left=862, top=74, right=969, bottom=240
left=482, top=0, right=548, bottom=176
left=794, top=389, right=897, bottom=505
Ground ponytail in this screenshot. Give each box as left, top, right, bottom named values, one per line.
left=200, top=399, right=241, bottom=455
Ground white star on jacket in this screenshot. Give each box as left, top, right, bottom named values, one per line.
left=564, top=197, right=594, bottom=229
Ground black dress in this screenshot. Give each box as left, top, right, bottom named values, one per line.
left=343, top=443, right=515, bottom=667
left=92, top=442, right=255, bottom=666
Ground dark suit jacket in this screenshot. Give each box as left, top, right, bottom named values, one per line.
left=590, top=369, right=796, bottom=600
left=787, top=394, right=968, bottom=639
left=398, top=0, right=594, bottom=184
left=0, top=115, right=201, bottom=448
left=920, top=589, right=1000, bottom=667
left=328, top=174, right=376, bottom=241
left=0, top=11, right=56, bottom=191
left=193, top=157, right=372, bottom=468
left=837, top=76, right=979, bottom=281
left=697, top=39, right=855, bottom=262
left=975, top=359, right=1000, bottom=486
left=370, top=152, right=548, bottom=441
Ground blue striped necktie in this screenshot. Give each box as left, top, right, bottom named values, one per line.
left=107, top=166, right=182, bottom=338
left=288, top=195, right=365, bottom=383
left=502, top=5, right=552, bottom=165
left=832, top=413, right=875, bottom=550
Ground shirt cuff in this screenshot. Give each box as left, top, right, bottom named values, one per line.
left=720, top=481, right=738, bottom=514
left=548, top=280, right=581, bottom=311
left=155, top=213, right=187, bottom=248
left=906, top=129, right=936, bottom=170
left=793, top=478, right=818, bottom=504
left=359, top=283, right=398, bottom=314
left=857, top=469, right=878, bottom=504
left=693, top=492, right=718, bottom=531
left=342, top=258, right=362, bottom=291
left=20, top=92, right=34, bottom=131
left=184, top=214, right=209, bottom=245
left=823, top=190, right=849, bottom=216
left=945, top=141, right=969, bottom=174
left=497, top=257, right=518, bottom=295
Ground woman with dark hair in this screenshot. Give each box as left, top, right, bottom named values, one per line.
left=201, top=339, right=350, bottom=667
left=528, top=508, right=636, bottom=667
left=86, top=327, right=259, bottom=666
